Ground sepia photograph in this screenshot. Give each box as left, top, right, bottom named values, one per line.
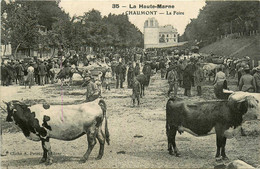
left=0, top=0, right=259, bottom=168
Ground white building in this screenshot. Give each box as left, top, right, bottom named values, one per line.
left=144, top=18, right=179, bottom=49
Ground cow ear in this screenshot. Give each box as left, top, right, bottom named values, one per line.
left=32, top=112, right=36, bottom=117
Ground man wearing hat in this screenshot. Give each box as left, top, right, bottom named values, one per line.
left=26, top=62, right=35, bottom=89
left=82, top=76, right=100, bottom=102
left=253, top=65, right=260, bottom=93
left=142, top=61, right=152, bottom=84
left=38, top=60, right=47, bottom=86
left=115, top=61, right=126, bottom=88
left=167, top=66, right=178, bottom=97
left=239, top=65, right=256, bottom=92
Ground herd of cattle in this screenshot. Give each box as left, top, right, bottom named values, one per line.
left=1, top=51, right=260, bottom=166
left=2, top=89, right=260, bottom=165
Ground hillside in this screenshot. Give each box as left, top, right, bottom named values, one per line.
left=199, top=35, right=260, bottom=66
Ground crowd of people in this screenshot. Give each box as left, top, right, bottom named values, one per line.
left=1, top=48, right=260, bottom=102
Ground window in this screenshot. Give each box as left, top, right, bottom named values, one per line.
left=150, top=20, right=153, bottom=27
left=145, top=21, right=148, bottom=27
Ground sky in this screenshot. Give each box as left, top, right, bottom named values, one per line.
left=59, top=0, right=206, bottom=35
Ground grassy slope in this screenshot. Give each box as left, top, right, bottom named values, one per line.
left=199, top=35, right=260, bottom=66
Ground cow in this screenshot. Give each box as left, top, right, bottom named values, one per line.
left=136, top=74, right=150, bottom=97
left=166, top=95, right=258, bottom=160
left=56, top=66, right=77, bottom=85
left=4, top=99, right=110, bottom=165
left=150, top=61, right=160, bottom=72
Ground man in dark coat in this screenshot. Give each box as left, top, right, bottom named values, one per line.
left=142, top=61, right=152, bottom=85
left=16, top=62, right=24, bottom=85
left=159, top=58, right=166, bottom=79
left=134, top=63, right=141, bottom=76
left=38, top=61, right=47, bottom=86
left=1, top=62, right=8, bottom=86
left=127, top=62, right=135, bottom=88
left=183, top=62, right=194, bottom=97
left=115, top=62, right=126, bottom=88
left=33, top=61, right=39, bottom=85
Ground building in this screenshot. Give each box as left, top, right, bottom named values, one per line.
left=144, top=17, right=179, bottom=49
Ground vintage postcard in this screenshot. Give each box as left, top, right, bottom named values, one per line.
left=1, top=0, right=259, bottom=168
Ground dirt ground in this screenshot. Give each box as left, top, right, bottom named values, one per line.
left=1, top=73, right=259, bottom=169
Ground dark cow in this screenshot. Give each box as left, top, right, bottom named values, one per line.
left=56, top=66, right=77, bottom=85
left=4, top=99, right=110, bottom=165
left=136, top=74, right=150, bottom=97
left=166, top=96, right=258, bottom=160
left=150, top=61, right=159, bottom=72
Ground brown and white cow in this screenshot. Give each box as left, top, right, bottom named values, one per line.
left=166, top=95, right=258, bottom=160
left=4, top=99, right=110, bottom=165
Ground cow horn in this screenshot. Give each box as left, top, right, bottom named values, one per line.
left=3, top=101, right=8, bottom=105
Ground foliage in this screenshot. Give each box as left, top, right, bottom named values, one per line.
left=181, top=1, right=259, bottom=44
left=1, top=1, right=143, bottom=56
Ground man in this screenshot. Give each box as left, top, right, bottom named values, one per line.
left=183, top=62, right=194, bottom=97
left=134, top=62, right=140, bottom=76
left=194, top=63, right=204, bottom=96
left=115, top=62, right=126, bottom=88
left=167, top=66, right=178, bottom=97
left=239, top=66, right=256, bottom=92
left=214, top=68, right=228, bottom=99
left=1, top=62, right=8, bottom=86
left=253, top=66, right=260, bottom=93
left=127, top=62, right=134, bottom=88
left=159, top=58, right=166, bottom=79
left=38, top=61, right=47, bottom=86
left=26, top=62, right=35, bottom=89
left=82, top=76, right=100, bottom=102
left=16, top=61, right=24, bottom=85
left=142, top=61, right=152, bottom=84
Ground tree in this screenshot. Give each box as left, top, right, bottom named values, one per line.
left=2, top=1, right=40, bottom=57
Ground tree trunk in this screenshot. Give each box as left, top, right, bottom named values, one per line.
left=14, top=43, right=21, bottom=58
left=3, top=43, right=6, bottom=56
left=52, top=47, right=56, bottom=57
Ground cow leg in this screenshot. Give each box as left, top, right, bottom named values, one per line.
left=221, top=137, right=228, bottom=160
left=39, top=140, right=48, bottom=163
left=81, top=125, right=97, bottom=163
left=42, top=138, right=53, bottom=165
left=96, top=126, right=105, bottom=160
left=215, top=124, right=228, bottom=161
left=137, top=95, right=140, bottom=106
left=167, top=125, right=180, bottom=156
left=172, top=126, right=180, bottom=157
left=140, top=85, right=143, bottom=98
left=142, top=85, right=145, bottom=96
left=166, top=122, right=173, bottom=154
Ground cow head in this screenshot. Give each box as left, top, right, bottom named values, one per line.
left=3, top=101, right=15, bottom=122
left=228, top=96, right=259, bottom=127
left=237, top=96, right=258, bottom=114
left=4, top=100, right=29, bottom=122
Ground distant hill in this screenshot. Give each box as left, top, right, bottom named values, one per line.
left=199, top=35, right=260, bottom=66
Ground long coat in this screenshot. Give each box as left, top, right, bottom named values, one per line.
left=194, top=67, right=204, bottom=86
left=183, top=64, right=195, bottom=89
left=38, top=63, right=47, bottom=76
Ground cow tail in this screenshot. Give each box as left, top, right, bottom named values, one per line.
left=99, top=99, right=110, bottom=145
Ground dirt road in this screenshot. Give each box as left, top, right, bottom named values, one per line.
left=1, top=74, right=259, bottom=168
